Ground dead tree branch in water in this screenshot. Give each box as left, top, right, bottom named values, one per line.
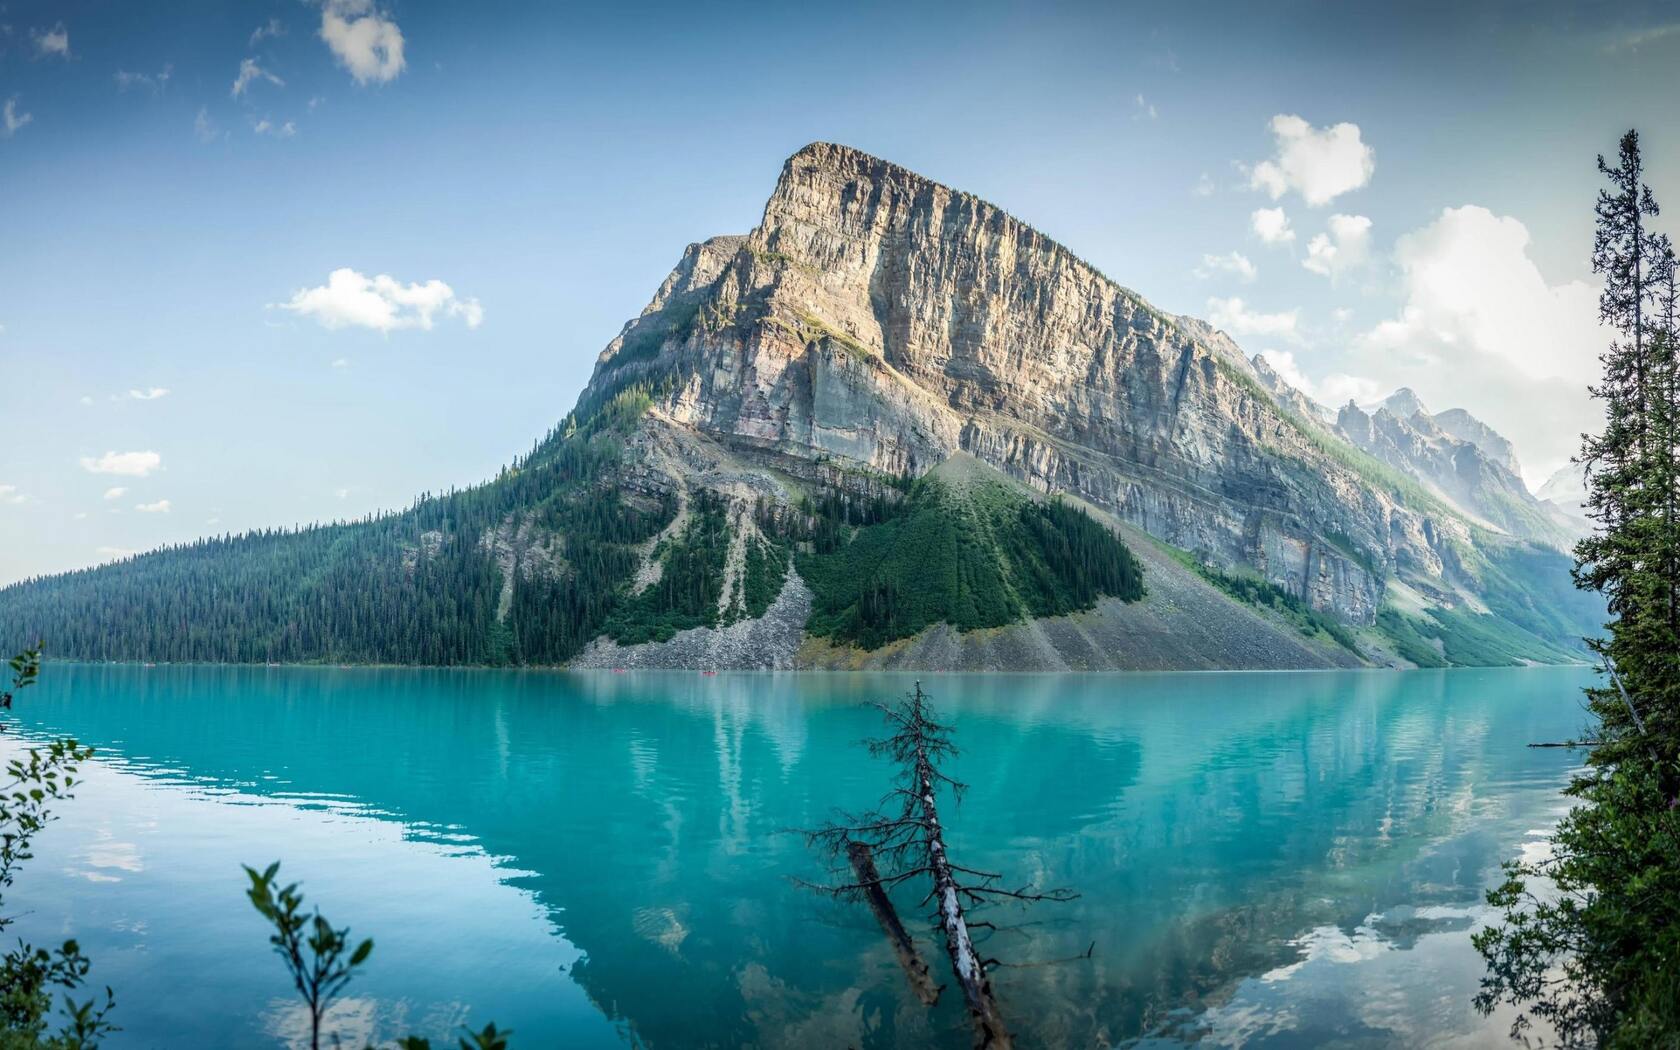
left=802, top=682, right=1078, bottom=1049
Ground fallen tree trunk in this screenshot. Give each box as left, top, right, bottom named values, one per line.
left=911, top=705, right=1012, bottom=1049
left=847, top=840, right=941, bottom=1006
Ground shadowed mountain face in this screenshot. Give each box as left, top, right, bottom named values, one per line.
left=0, top=144, right=1600, bottom=669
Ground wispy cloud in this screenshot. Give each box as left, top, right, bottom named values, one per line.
left=1133, top=93, right=1158, bottom=121
left=1206, top=296, right=1299, bottom=339
left=80, top=451, right=162, bottom=477
left=134, top=499, right=171, bottom=514
left=231, top=57, right=284, bottom=98
left=123, top=387, right=170, bottom=401
left=194, top=106, right=223, bottom=143
left=249, top=18, right=287, bottom=47
left=0, top=485, right=25, bottom=506
left=1195, top=251, right=1258, bottom=283
left=253, top=117, right=297, bottom=138
left=31, top=23, right=68, bottom=59
left=1603, top=22, right=1680, bottom=52
left=2, top=96, right=32, bottom=138
left=115, top=64, right=173, bottom=93
left=103, top=487, right=128, bottom=501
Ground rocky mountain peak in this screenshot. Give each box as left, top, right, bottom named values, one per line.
left=1378, top=387, right=1429, bottom=419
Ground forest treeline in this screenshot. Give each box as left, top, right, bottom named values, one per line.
left=0, top=383, right=1145, bottom=666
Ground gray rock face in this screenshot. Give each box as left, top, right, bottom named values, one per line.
left=1334, top=399, right=1573, bottom=548
left=578, top=142, right=1556, bottom=626
left=1433, top=407, right=1522, bottom=475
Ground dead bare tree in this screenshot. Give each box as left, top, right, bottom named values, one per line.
left=803, top=682, right=1077, bottom=1049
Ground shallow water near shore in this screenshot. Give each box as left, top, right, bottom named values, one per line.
left=1, top=663, right=1591, bottom=1048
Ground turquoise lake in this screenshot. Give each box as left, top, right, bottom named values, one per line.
left=0, top=664, right=1594, bottom=1048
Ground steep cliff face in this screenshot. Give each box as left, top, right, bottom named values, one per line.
left=586, top=143, right=1513, bottom=626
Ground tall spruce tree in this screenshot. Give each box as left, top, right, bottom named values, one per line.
left=1475, top=130, right=1680, bottom=1048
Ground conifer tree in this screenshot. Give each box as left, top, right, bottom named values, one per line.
left=1475, top=128, right=1680, bottom=1048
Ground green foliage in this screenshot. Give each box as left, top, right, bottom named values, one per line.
left=244, top=861, right=373, bottom=1050
left=1373, top=610, right=1448, bottom=668
left=739, top=537, right=789, bottom=619
left=0, top=416, right=673, bottom=668
left=1169, top=550, right=1361, bottom=654
left=0, top=649, right=116, bottom=1050
left=797, top=478, right=1143, bottom=650
left=246, top=860, right=511, bottom=1049
left=1476, top=128, right=1680, bottom=1046
left=396, top=1023, right=513, bottom=1050
left=602, top=492, right=732, bottom=644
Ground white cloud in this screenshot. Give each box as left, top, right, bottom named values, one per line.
left=250, top=18, right=287, bottom=47
left=194, top=106, right=223, bottom=143
left=1249, top=114, right=1374, bottom=206
left=320, top=0, right=405, bottom=85
left=1133, top=93, right=1158, bottom=121
left=335, top=487, right=350, bottom=499
left=1302, top=214, right=1373, bottom=280
left=1258, top=349, right=1379, bottom=408
left=277, top=269, right=483, bottom=333
left=135, top=499, right=171, bottom=514
left=1195, top=251, right=1258, bottom=283
left=115, top=64, right=173, bottom=93
left=1319, top=373, right=1385, bottom=406
left=32, top=23, right=68, bottom=59
left=1353, top=205, right=1605, bottom=481
left=3, top=96, right=32, bottom=138
left=1250, top=207, right=1294, bottom=245
left=96, top=546, right=138, bottom=561
left=80, top=451, right=162, bottom=477
left=1207, top=297, right=1299, bottom=339
left=72, top=511, right=88, bottom=520
left=0, top=485, right=24, bottom=506
left=125, top=387, right=170, bottom=401
left=78, top=395, right=94, bottom=406
left=232, top=58, right=285, bottom=97
left=330, top=357, right=350, bottom=369
left=253, top=117, right=297, bottom=138
left=1192, top=172, right=1215, bottom=197
left=1258, top=350, right=1314, bottom=392
left=102, top=487, right=128, bottom=501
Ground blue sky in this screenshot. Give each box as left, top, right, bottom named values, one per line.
left=3, top=0, right=1679, bottom=584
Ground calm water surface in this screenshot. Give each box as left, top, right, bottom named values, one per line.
left=1, top=665, right=1593, bottom=1048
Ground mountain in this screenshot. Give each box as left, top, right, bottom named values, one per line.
left=0, top=143, right=1601, bottom=670
left=1331, top=391, right=1581, bottom=550
left=1538, top=463, right=1593, bottom=534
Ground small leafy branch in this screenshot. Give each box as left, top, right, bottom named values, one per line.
left=244, top=861, right=374, bottom=1050
left=0, top=645, right=117, bottom=1048
left=245, top=860, right=511, bottom=1050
